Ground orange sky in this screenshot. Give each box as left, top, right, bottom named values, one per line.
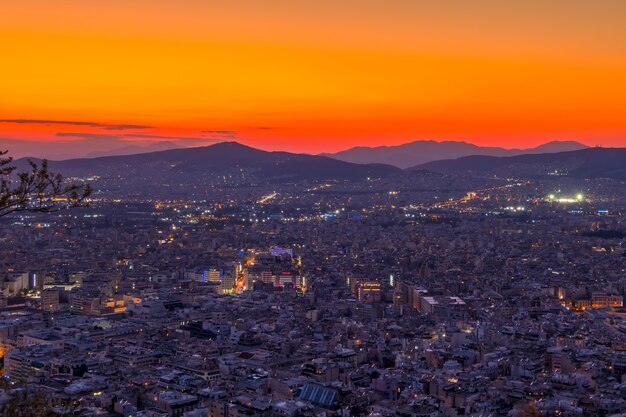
left=1, top=0, right=626, bottom=156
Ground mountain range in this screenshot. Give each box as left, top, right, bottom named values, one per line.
left=11, top=142, right=626, bottom=199
left=0, top=137, right=190, bottom=160
left=29, top=142, right=400, bottom=186
left=416, top=147, right=626, bottom=180
left=324, top=140, right=588, bottom=168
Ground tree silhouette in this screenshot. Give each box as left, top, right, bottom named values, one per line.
left=0, top=150, right=91, bottom=217
left=2, top=390, right=81, bottom=417
left=3, top=390, right=55, bottom=417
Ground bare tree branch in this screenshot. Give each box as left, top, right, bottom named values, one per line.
left=0, top=150, right=91, bottom=217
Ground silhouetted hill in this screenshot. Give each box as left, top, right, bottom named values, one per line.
left=325, top=140, right=588, bottom=168
left=531, top=141, right=589, bottom=153
left=414, top=147, right=626, bottom=180
left=19, top=142, right=400, bottom=186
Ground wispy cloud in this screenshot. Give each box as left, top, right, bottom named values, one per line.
left=202, top=130, right=237, bottom=135
left=101, top=124, right=153, bottom=130
left=1, top=133, right=210, bottom=159
left=2, top=127, right=231, bottom=159
left=127, top=133, right=221, bottom=142
left=0, top=119, right=153, bottom=130
left=54, top=132, right=221, bottom=143
left=248, top=126, right=275, bottom=130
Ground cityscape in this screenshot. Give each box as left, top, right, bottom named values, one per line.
left=1, top=144, right=626, bottom=416
left=2, top=1, right=626, bottom=416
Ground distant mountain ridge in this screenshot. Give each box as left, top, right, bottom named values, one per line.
left=415, top=147, right=626, bottom=180
left=325, top=140, right=588, bottom=168
left=0, top=137, right=189, bottom=160
left=17, top=142, right=401, bottom=191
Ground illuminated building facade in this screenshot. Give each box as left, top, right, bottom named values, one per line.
left=356, top=281, right=382, bottom=303
left=591, top=293, right=623, bottom=309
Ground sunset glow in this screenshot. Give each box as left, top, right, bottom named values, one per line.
left=1, top=0, right=626, bottom=156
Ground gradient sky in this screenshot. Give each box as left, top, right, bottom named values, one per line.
left=1, top=0, right=626, bottom=157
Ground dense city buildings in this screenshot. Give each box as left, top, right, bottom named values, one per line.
left=2, top=0, right=626, bottom=414
left=1, top=165, right=626, bottom=417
